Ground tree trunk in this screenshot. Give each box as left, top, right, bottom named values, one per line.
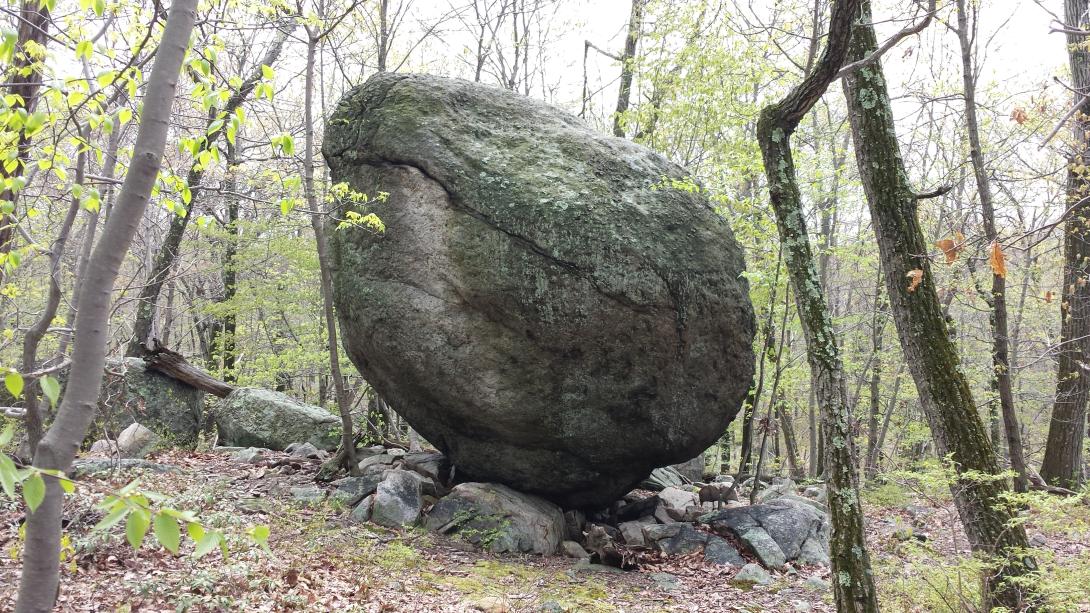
left=207, top=143, right=240, bottom=380
left=15, top=2, right=197, bottom=609
left=612, top=0, right=643, bottom=138
left=843, top=3, right=1036, bottom=608
left=755, top=0, right=878, bottom=608
left=1041, top=0, right=1090, bottom=490
left=305, top=29, right=357, bottom=473
left=865, top=271, right=885, bottom=478
left=954, top=0, right=1029, bottom=493
left=126, top=24, right=294, bottom=356
left=0, top=0, right=51, bottom=271
left=777, top=394, right=805, bottom=481
left=20, top=128, right=87, bottom=454
left=141, top=342, right=236, bottom=398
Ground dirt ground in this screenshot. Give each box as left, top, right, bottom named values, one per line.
left=1, top=450, right=1087, bottom=612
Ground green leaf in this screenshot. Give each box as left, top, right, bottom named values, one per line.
left=93, top=504, right=127, bottom=532
left=153, top=512, right=181, bottom=554
left=23, top=472, right=44, bottom=512
left=260, top=64, right=275, bottom=80
left=186, top=521, right=204, bottom=543
left=192, top=530, right=220, bottom=559
left=57, top=475, right=74, bottom=494
left=5, top=372, right=23, bottom=398
left=39, top=375, right=59, bottom=407
left=92, top=0, right=105, bottom=16
left=126, top=508, right=150, bottom=549
left=0, top=422, right=13, bottom=445
left=0, top=454, right=17, bottom=497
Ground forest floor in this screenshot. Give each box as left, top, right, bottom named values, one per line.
left=1, top=450, right=1089, bottom=612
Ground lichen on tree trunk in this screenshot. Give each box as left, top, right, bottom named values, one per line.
left=842, top=2, right=1037, bottom=608
left=755, top=0, right=878, bottom=609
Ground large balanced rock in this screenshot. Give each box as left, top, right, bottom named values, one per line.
left=324, top=73, right=755, bottom=508
left=214, top=388, right=340, bottom=451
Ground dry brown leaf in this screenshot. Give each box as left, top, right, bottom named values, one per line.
left=1044, top=291, right=1054, bottom=304
left=1011, top=107, right=1029, bottom=125
left=989, top=241, right=1007, bottom=278
left=934, top=231, right=966, bottom=264
left=906, top=269, right=924, bottom=292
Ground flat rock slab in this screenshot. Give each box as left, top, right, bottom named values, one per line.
left=424, top=482, right=565, bottom=555
left=324, top=73, right=755, bottom=508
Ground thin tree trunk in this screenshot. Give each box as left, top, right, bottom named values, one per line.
left=755, top=0, right=878, bottom=608
left=777, top=393, right=805, bottom=481
left=15, top=2, right=196, bottom=609
left=1041, top=0, right=1090, bottom=489
left=305, top=29, right=357, bottom=473
left=612, top=0, right=643, bottom=138
left=207, top=142, right=240, bottom=380
left=865, top=270, right=885, bottom=478
left=0, top=0, right=51, bottom=271
left=126, top=24, right=294, bottom=356
left=955, top=0, right=1029, bottom=493
left=843, top=3, right=1036, bottom=608
left=20, top=128, right=88, bottom=453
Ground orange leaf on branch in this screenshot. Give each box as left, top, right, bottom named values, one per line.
left=934, top=230, right=966, bottom=264
left=1010, top=107, right=1029, bottom=125
left=989, top=241, right=1007, bottom=278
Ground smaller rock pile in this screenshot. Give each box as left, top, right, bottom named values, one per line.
left=266, top=445, right=833, bottom=576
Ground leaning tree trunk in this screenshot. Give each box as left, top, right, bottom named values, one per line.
left=755, top=0, right=878, bottom=609
left=126, top=24, right=294, bottom=356
left=955, top=0, right=1030, bottom=492
left=304, top=29, right=357, bottom=474
left=1041, top=0, right=1090, bottom=489
left=842, top=3, right=1036, bottom=608
left=15, top=1, right=197, bottom=610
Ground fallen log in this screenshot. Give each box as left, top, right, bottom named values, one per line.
left=140, top=340, right=236, bottom=398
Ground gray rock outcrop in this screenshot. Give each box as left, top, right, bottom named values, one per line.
left=324, top=73, right=755, bottom=508
left=424, top=482, right=565, bottom=554
left=214, top=388, right=340, bottom=451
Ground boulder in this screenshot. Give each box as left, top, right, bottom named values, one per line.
left=350, top=494, right=374, bottom=523
left=230, top=447, right=266, bottom=464
left=618, top=521, right=647, bottom=548
left=704, top=536, right=745, bottom=567
left=700, top=498, right=830, bottom=569
left=641, top=522, right=707, bottom=556
left=324, top=73, right=755, bottom=508
left=72, top=458, right=178, bottom=477
left=215, top=388, right=340, bottom=451
left=83, top=357, right=204, bottom=446
left=286, top=442, right=323, bottom=459
left=114, top=423, right=159, bottom=458
left=658, top=486, right=698, bottom=520
left=371, top=469, right=428, bottom=527
left=331, top=473, right=385, bottom=503
left=400, top=450, right=449, bottom=482
left=424, top=482, right=565, bottom=555
left=640, top=467, right=686, bottom=492
left=560, top=540, right=590, bottom=559
left=732, top=563, right=772, bottom=586
left=673, top=455, right=705, bottom=482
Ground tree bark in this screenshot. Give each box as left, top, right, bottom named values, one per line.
left=612, top=0, right=643, bottom=138
left=954, top=0, right=1029, bottom=493
left=141, top=341, right=236, bottom=398
left=15, top=1, right=196, bottom=609
left=126, top=24, right=294, bottom=356
left=1041, top=0, right=1090, bottom=490
left=0, top=0, right=51, bottom=271
left=755, top=0, right=878, bottom=608
left=843, top=3, right=1036, bottom=608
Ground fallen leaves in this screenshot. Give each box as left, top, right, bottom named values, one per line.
left=906, top=269, right=924, bottom=292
